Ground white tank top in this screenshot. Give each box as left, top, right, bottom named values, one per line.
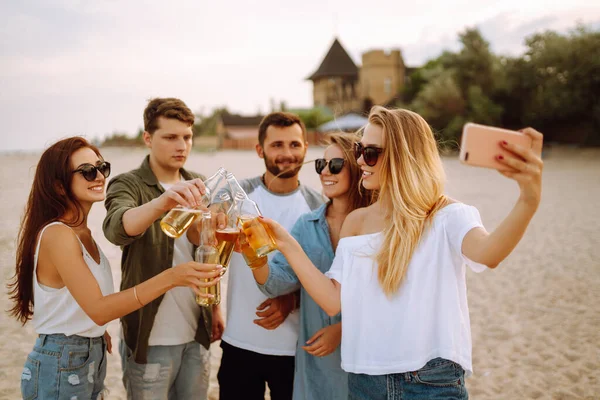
left=31, top=222, right=114, bottom=338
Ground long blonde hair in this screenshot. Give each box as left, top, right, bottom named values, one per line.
left=369, top=106, right=449, bottom=296
left=322, top=132, right=377, bottom=211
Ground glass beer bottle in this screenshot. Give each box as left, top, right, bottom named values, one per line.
left=232, top=192, right=277, bottom=260
left=195, top=211, right=221, bottom=307
left=225, top=172, right=245, bottom=198
left=160, top=167, right=227, bottom=238
left=214, top=193, right=239, bottom=271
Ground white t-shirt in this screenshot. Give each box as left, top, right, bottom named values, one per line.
left=148, top=181, right=201, bottom=346
left=222, top=177, right=322, bottom=356
left=326, top=203, right=486, bottom=376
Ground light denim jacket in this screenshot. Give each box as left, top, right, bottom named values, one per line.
left=258, top=203, right=347, bottom=400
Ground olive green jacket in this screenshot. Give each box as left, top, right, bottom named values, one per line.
left=103, top=155, right=210, bottom=363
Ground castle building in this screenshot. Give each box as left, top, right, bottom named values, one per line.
left=307, top=38, right=412, bottom=115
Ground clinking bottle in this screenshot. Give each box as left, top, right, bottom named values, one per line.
left=230, top=192, right=277, bottom=269
left=194, top=211, right=221, bottom=307
left=214, top=193, right=238, bottom=271
left=160, top=167, right=227, bottom=238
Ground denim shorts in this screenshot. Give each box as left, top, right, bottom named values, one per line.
left=348, top=358, right=468, bottom=400
left=21, top=333, right=108, bottom=400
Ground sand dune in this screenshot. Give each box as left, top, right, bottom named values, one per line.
left=1, top=147, right=598, bottom=399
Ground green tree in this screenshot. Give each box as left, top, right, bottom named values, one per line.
left=451, top=29, right=497, bottom=96
left=497, top=25, right=600, bottom=144
left=194, top=107, right=229, bottom=137
left=409, top=28, right=504, bottom=146
left=296, top=108, right=334, bottom=130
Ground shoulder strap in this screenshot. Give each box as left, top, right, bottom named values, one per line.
left=34, top=222, right=69, bottom=274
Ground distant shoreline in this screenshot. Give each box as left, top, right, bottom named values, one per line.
left=1, top=142, right=595, bottom=157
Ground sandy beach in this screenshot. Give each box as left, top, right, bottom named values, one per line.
left=1, top=146, right=599, bottom=400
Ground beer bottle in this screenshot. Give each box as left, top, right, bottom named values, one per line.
left=225, top=172, right=248, bottom=200
left=195, top=211, right=221, bottom=307
left=214, top=193, right=239, bottom=270
left=231, top=192, right=278, bottom=266
left=160, top=167, right=228, bottom=238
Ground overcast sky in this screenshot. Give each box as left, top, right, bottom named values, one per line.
left=1, top=0, right=599, bottom=151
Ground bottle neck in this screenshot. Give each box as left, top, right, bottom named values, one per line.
left=200, top=216, right=215, bottom=246
left=204, top=170, right=226, bottom=193
left=235, top=196, right=260, bottom=218
left=227, top=176, right=246, bottom=198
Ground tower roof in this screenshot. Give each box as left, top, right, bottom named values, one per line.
left=307, top=38, right=359, bottom=81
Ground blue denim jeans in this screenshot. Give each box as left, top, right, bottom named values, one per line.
left=20, top=333, right=108, bottom=400
left=348, top=358, right=468, bottom=400
left=120, top=340, right=210, bottom=400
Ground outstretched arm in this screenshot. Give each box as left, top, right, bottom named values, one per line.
left=253, top=218, right=308, bottom=295
left=257, top=217, right=342, bottom=317
left=462, top=128, right=544, bottom=268
left=122, top=178, right=208, bottom=237
left=44, top=225, right=222, bottom=326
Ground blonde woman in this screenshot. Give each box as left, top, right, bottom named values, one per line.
left=257, top=106, right=543, bottom=399
left=251, top=132, right=375, bottom=400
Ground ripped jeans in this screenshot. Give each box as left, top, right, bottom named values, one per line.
left=120, top=340, right=211, bottom=400
left=21, top=333, right=108, bottom=400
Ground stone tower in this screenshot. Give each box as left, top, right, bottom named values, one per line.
left=307, top=38, right=361, bottom=114
left=360, top=49, right=406, bottom=107
left=307, top=39, right=408, bottom=114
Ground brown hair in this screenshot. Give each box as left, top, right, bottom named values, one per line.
left=258, top=112, right=307, bottom=146
left=7, top=137, right=102, bottom=324
left=322, top=131, right=377, bottom=211
left=143, top=98, right=195, bottom=134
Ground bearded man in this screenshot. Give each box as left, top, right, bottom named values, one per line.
left=217, top=112, right=324, bottom=400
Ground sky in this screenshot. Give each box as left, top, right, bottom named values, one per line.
left=1, top=0, right=599, bottom=152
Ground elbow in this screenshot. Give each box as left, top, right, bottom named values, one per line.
left=486, top=262, right=500, bottom=269
left=258, top=284, right=280, bottom=299
left=469, top=251, right=500, bottom=270
left=88, top=310, right=109, bottom=326
left=91, top=314, right=109, bottom=327
left=103, top=210, right=139, bottom=246
left=483, top=256, right=502, bottom=270
left=324, top=303, right=341, bottom=317
left=102, top=222, right=123, bottom=246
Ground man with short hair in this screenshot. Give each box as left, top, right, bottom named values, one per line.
left=217, top=112, right=324, bottom=400
left=103, top=97, right=223, bottom=399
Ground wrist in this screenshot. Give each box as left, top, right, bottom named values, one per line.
left=278, top=237, right=299, bottom=255
left=165, top=268, right=177, bottom=290
left=251, top=260, right=269, bottom=285
left=133, top=285, right=145, bottom=306
left=517, top=195, right=539, bottom=214
left=150, top=197, right=168, bottom=214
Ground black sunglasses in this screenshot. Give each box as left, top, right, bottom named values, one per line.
left=72, top=161, right=111, bottom=182
left=315, top=158, right=345, bottom=175
left=354, top=142, right=383, bottom=167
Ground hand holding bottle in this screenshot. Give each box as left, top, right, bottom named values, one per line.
left=169, top=261, right=223, bottom=298
left=254, top=217, right=297, bottom=253
left=154, top=178, right=208, bottom=212
left=160, top=168, right=228, bottom=238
